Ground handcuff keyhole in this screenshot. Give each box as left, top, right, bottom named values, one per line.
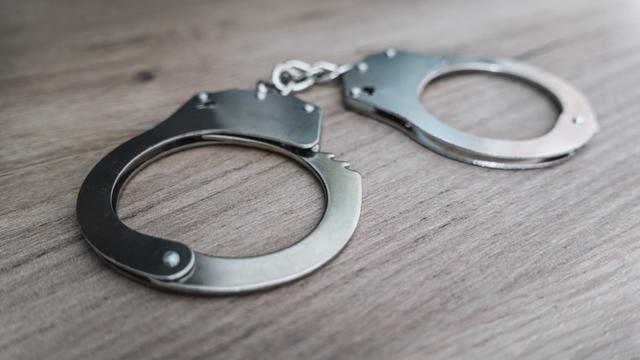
left=349, top=86, right=375, bottom=98
left=362, top=86, right=375, bottom=96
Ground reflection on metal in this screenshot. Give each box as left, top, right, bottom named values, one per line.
left=342, top=50, right=598, bottom=169
left=77, top=89, right=361, bottom=294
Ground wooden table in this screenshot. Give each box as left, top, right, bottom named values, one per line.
left=2, top=0, right=639, bottom=358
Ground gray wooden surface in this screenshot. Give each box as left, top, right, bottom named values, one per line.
left=2, top=0, right=639, bottom=359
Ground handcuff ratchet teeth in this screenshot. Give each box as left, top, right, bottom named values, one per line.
left=76, top=89, right=362, bottom=294
left=341, top=49, right=598, bottom=169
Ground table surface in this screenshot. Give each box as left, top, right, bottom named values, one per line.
left=2, top=0, right=639, bottom=359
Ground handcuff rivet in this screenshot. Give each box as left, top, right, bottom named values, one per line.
left=385, top=48, right=397, bottom=58
left=162, top=250, right=180, bottom=268
left=304, top=104, right=314, bottom=113
left=349, top=87, right=362, bottom=98
left=256, top=82, right=268, bottom=100
left=357, top=62, right=368, bottom=73
left=198, top=92, right=209, bottom=103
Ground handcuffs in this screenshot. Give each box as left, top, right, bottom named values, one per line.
left=77, top=89, right=361, bottom=294
left=77, top=49, right=597, bottom=294
left=341, top=49, right=598, bottom=169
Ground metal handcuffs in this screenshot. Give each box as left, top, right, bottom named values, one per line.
left=76, top=89, right=361, bottom=294
left=272, top=49, right=597, bottom=169
left=77, top=49, right=597, bottom=294
left=341, top=49, right=598, bottom=169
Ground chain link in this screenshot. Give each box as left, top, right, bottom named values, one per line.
left=268, top=59, right=353, bottom=95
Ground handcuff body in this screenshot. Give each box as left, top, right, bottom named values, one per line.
left=76, top=89, right=361, bottom=294
left=341, top=49, right=598, bottom=169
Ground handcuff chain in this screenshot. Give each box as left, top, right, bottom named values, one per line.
left=267, top=59, right=353, bottom=95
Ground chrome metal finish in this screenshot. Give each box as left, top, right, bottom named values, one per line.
left=77, top=89, right=362, bottom=294
left=342, top=50, right=598, bottom=169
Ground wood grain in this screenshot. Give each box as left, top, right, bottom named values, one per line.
left=2, top=0, right=640, bottom=359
